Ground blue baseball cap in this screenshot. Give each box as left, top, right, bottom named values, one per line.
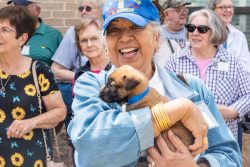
left=7, top=0, right=34, bottom=6
left=102, top=0, right=160, bottom=33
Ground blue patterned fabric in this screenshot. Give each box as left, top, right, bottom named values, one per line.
left=166, top=44, right=250, bottom=139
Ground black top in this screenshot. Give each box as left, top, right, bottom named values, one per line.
left=0, top=60, right=58, bottom=167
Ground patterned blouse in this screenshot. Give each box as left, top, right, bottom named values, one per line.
left=166, top=45, right=250, bottom=139
left=0, top=60, right=58, bottom=167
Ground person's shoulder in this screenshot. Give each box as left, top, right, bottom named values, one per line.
left=228, top=24, right=246, bottom=38
left=33, top=60, right=50, bottom=70
left=76, top=67, right=114, bottom=88
left=43, top=23, right=62, bottom=35
left=217, top=45, right=238, bottom=62
left=175, top=45, right=189, bottom=57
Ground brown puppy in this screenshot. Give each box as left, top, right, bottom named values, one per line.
left=100, top=65, right=194, bottom=151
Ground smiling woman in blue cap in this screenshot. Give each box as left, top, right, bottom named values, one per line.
left=67, top=0, right=241, bottom=167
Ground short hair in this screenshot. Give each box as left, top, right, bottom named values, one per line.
left=0, top=6, right=36, bottom=44
left=187, top=9, right=227, bottom=45
left=207, top=0, right=223, bottom=10
left=75, top=16, right=103, bottom=51
left=77, top=0, right=105, bottom=8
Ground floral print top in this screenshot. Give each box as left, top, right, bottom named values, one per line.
left=0, top=60, right=59, bottom=167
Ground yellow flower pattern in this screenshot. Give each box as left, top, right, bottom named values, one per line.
left=12, top=107, right=26, bottom=120
left=17, top=71, right=30, bottom=79
left=23, top=130, right=34, bottom=140
left=49, top=90, right=58, bottom=95
left=0, top=70, right=9, bottom=79
left=0, top=61, right=58, bottom=166
left=34, top=159, right=44, bottom=167
left=0, top=109, right=6, bottom=123
left=38, top=74, right=50, bottom=92
left=0, top=156, right=6, bottom=167
left=24, top=84, right=36, bottom=96
left=11, top=153, right=24, bottom=167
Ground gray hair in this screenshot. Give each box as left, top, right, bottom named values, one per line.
left=207, top=0, right=234, bottom=10
left=77, top=0, right=105, bottom=8
left=187, top=9, right=227, bottom=45
left=207, top=0, right=222, bottom=10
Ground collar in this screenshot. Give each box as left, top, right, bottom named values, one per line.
left=35, top=18, right=46, bottom=35
left=178, top=44, right=229, bottom=65
left=156, top=62, right=199, bottom=100
left=127, top=87, right=150, bottom=105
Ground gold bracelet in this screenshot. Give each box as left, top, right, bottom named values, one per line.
left=151, top=106, right=162, bottom=131
left=151, top=102, right=172, bottom=132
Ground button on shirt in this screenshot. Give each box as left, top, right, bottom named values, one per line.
left=166, top=45, right=250, bottom=139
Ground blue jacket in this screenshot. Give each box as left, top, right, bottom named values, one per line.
left=68, top=64, right=242, bottom=167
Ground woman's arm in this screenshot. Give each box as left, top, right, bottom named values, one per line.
left=68, top=71, right=209, bottom=166
left=152, top=98, right=209, bottom=154
left=51, top=62, right=75, bottom=82
left=7, top=91, right=66, bottom=138
left=188, top=75, right=242, bottom=167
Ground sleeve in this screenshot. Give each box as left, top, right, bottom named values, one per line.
left=231, top=60, right=250, bottom=118
left=51, top=27, right=79, bottom=70
left=67, top=71, right=154, bottom=167
left=36, top=61, right=59, bottom=96
left=187, top=76, right=242, bottom=167
left=237, top=33, right=250, bottom=79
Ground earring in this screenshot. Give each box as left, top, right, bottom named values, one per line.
left=155, top=45, right=160, bottom=53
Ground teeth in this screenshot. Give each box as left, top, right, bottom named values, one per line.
left=120, top=48, right=137, bottom=54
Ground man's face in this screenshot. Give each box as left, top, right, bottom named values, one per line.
left=26, top=3, right=40, bottom=17
left=164, top=5, right=188, bottom=32
left=79, top=1, right=101, bottom=18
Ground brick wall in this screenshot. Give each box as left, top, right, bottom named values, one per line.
left=0, top=0, right=81, bottom=34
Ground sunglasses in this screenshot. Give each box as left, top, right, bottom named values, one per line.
left=78, top=5, right=92, bottom=12
left=185, top=24, right=210, bottom=34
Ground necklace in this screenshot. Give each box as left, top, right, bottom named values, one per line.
left=0, top=75, right=11, bottom=95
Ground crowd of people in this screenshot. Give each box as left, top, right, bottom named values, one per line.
left=0, top=0, right=250, bottom=167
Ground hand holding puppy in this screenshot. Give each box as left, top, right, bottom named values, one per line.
left=154, top=98, right=209, bottom=155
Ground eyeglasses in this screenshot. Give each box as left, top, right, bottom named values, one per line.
left=185, top=24, right=210, bottom=34
left=79, top=36, right=100, bottom=45
left=216, top=5, right=234, bottom=12
left=78, top=5, right=92, bottom=12
left=0, top=27, right=16, bottom=36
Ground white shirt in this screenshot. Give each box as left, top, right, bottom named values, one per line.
left=226, top=24, right=250, bottom=79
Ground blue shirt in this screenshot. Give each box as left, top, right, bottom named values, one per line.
left=166, top=45, right=250, bottom=139
left=52, top=27, right=87, bottom=71
left=68, top=63, right=242, bottom=167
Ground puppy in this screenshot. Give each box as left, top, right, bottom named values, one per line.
left=99, top=65, right=194, bottom=152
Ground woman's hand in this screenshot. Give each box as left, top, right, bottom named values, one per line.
left=179, top=100, right=209, bottom=155
left=157, top=98, right=209, bottom=155
left=7, top=119, right=35, bottom=139
left=147, top=131, right=199, bottom=167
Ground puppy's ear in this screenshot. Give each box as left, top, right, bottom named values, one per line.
left=124, top=75, right=140, bottom=91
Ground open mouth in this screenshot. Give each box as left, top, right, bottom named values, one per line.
left=119, top=48, right=138, bottom=58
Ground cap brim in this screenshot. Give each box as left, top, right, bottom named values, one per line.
left=183, top=2, right=191, bottom=6
left=7, top=0, right=33, bottom=6
left=103, top=13, right=150, bottom=34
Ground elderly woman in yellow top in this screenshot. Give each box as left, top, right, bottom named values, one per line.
left=0, top=6, right=66, bottom=166
left=68, top=0, right=241, bottom=167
